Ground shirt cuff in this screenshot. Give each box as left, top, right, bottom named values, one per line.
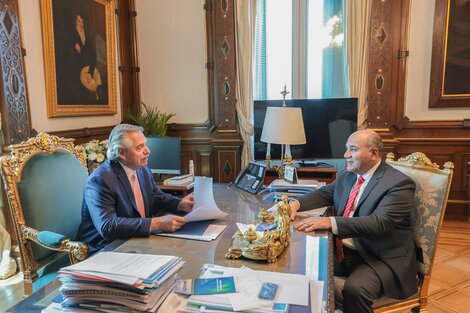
left=290, top=198, right=300, bottom=208
left=330, top=217, right=338, bottom=234
left=177, top=201, right=185, bottom=213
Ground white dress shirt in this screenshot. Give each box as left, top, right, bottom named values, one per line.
left=331, top=160, right=382, bottom=249
left=119, top=162, right=138, bottom=186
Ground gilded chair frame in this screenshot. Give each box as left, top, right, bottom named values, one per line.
left=374, top=152, right=454, bottom=313
left=334, top=152, right=453, bottom=313
left=0, top=133, right=89, bottom=294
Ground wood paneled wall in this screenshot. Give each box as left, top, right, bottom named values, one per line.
left=4, top=0, right=467, bottom=217
left=367, top=0, right=470, bottom=219
left=48, top=0, right=243, bottom=183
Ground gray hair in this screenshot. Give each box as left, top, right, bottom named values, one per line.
left=107, top=124, right=144, bottom=161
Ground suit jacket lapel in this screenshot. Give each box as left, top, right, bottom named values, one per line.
left=338, top=173, right=357, bottom=216
left=356, top=162, right=386, bottom=211
left=112, top=161, right=138, bottom=213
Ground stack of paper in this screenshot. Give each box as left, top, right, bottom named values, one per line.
left=55, top=251, right=184, bottom=312
left=180, top=264, right=314, bottom=313
left=269, top=179, right=325, bottom=201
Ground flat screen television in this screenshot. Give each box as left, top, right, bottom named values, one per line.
left=146, top=137, right=181, bottom=174
left=254, top=98, right=358, bottom=161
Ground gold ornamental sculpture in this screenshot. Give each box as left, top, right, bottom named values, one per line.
left=225, top=196, right=291, bottom=263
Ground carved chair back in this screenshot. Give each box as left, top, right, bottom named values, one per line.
left=0, top=133, right=89, bottom=294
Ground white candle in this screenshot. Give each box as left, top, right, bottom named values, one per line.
left=285, top=144, right=292, bottom=159
left=266, top=142, right=271, bottom=159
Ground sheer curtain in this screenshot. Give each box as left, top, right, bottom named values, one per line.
left=235, top=0, right=257, bottom=167
left=345, top=0, right=371, bottom=128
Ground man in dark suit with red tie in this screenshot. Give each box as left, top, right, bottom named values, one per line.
left=290, top=129, right=418, bottom=313
left=77, top=124, right=194, bottom=254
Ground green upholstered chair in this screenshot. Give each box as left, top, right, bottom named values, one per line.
left=334, top=152, right=454, bottom=313
left=0, top=133, right=89, bottom=295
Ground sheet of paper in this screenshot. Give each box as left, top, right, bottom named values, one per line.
left=227, top=270, right=273, bottom=311
left=310, top=280, right=324, bottom=313
left=41, top=302, right=63, bottom=313
left=297, top=207, right=328, bottom=217
left=223, top=267, right=309, bottom=306
left=60, top=269, right=141, bottom=285
left=184, top=177, right=228, bottom=222
left=62, top=252, right=175, bottom=279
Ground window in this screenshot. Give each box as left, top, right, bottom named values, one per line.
left=254, top=0, right=346, bottom=100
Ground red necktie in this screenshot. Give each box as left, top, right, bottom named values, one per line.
left=131, top=173, right=146, bottom=218
left=336, top=175, right=365, bottom=263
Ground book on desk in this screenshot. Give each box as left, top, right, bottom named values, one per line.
left=163, top=173, right=194, bottom=186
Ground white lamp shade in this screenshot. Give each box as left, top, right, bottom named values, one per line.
left=260, top=107, right=306, bottom=145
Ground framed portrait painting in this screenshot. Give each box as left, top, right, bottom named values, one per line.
left=429, top=0, right=470, bottom=108
left=41, top=0, right=117, bottom=117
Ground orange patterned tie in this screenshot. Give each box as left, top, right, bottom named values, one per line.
left=131, top=173, right=146, bottom=218
left=336, top=176, right=365, bottom=263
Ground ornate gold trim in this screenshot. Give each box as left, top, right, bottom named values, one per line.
left=0, top=133, right=89, bottom=294
left=226, top=196, right=291, bottom=263
left=379, top=152, right=454, bottom=312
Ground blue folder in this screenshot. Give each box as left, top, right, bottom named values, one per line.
left=171, top=219, right=215, bottom=236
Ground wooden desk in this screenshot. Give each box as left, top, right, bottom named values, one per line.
left=264, top=164, right=337, bottom=185
left=7, top=185, right=334, bottom=313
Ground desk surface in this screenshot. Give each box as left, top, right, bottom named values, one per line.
left=7, top=184, right=333, bottom=313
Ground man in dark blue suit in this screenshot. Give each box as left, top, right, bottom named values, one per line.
left=77, top=124, right=194, bottom=254
left=289, top=129, right=418, bottom=313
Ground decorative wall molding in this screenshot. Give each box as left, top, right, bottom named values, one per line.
left=49, top=126, right=114, bottom=145
left=368, top=0, right=470, bottom=218
left=0, top=0, right=31, bottom=145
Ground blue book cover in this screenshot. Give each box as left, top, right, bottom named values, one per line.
left=175, top=276, right=237, bottom=295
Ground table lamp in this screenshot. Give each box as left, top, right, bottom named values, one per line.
left=260, top=106, right=306, bottom=164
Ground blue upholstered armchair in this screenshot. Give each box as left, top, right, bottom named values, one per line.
left=334, top=152, right=454, bottom=313
left=0, top=133, right=89, bottom=294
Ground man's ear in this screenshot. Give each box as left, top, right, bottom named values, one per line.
left=117, top=148, right=126, bottom=161
left=371, top=148, right=380, bottom=159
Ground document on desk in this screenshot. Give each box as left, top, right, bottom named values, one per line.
left=183, top=176, right=228, bottom=222
left=297, top=206, right=328, bottom=217
left=187, top=264, right=310, bottom=312
left=156, top=219, right=227, bottom=241
left=310, top=280, right=324, bottom=313
left=59, top=252, right=182, bottom=286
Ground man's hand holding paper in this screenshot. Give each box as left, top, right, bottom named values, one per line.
left=178, top=194, right=194, bottom=213
left=183, top=177, right=228, bottom=222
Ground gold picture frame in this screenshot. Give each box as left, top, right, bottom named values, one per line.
left=429, top=0, right=470, bottom=108
left=41, top=0, right=117, bottom=117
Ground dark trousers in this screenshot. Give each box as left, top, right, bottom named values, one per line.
left=334, top=246, right=383, bottom=313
